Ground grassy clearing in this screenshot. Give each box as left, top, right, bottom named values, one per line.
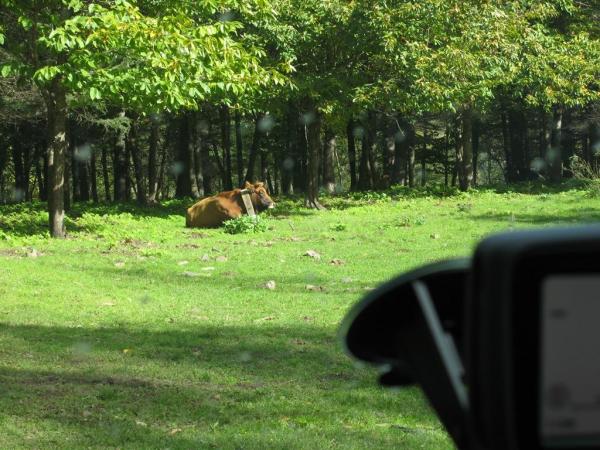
left=1, top=186, right=599, bottom=449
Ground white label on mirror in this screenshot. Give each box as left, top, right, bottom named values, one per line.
left=541, top=276, right=600, bottom=440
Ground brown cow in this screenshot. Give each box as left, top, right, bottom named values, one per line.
left=185, top=181, right=275, bottom=228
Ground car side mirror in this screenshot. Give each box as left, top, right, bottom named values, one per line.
left=340, top=258, right=471, bottom=447
left=341, top=225, right=600, bottom=450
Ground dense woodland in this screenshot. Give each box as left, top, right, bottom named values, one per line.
left=0, top=0, right=599, bottom=236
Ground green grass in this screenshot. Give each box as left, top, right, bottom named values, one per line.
left=1, top=186, right=599, bottom=449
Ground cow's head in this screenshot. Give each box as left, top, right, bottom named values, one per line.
left=244, top=181, right=275, bottom=211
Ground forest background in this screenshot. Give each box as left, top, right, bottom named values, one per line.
left=0, top=0, right=599, bottom=236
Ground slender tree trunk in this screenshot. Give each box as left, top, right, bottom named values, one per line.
left=113, top=112, right=129, bottom=201
left=69, top=121, right=79, bottom=203
left=295, top=114, right=308, bottom=192
left=400, top=120, right=416, bottom=188
left=322, top=126, right=336, bottom=194
left=472, top=115, right=480, bottom=187
left=444, top=122, right=450, bottom=187
left=383, top=123, right=395, bottom=188
left=64, top=132, right=72, bottom=210
left=175, top=113, right=199, bottom=198
left=457, top=108, right=474, bottom=191
left=235, top=110, right=244, bottom=187
left=421, top=125, right=427, bottom=187
left=347, top=119, right=357, bottom=190
left=245, top=113, right=263, bottom=182
left=196, top=115, right=213, bottom=196
left=507, top=108, right=526, bottom=181
left=157, top=135, right=169, bottom=200
left=587, top=122, right=600, bottom=168
left=358, top=112, right=375, bottom=190
left=128, top=120, right=147, bottom=204
left=501, top=111, right=511, bottom=183
left=147, top=119, right=160, bottom=203
left=45, top=80, right=68, bottom=238
left=549, top=106, right=563, bottom=183
left=34, top=146, right=47, bottom=202
left=282, top=106, right=295, bottom=194
left=90, top=146, right=98, bottom=203
left=220, top=105, right=233, bottom=190
left=540, top=109, right=550, bottom=160
left=562, top=109, right=575, bottom=173
left=190, top=115, right=204, bottom=197
left=304, top=111, right=324, bottom=209
left=11, top=127, right=29, bottom=202
left=77, top=143, right=90, bottom=202
left=101, top=144, right=111, bottom=202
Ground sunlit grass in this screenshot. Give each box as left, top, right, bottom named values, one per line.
left=1, top=186, right=598, bottom=449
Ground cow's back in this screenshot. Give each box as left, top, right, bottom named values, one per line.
left=186, top=192, right=243, bottom=228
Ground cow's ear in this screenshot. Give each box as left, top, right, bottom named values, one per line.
left=244, top=181, right=253, bottom=190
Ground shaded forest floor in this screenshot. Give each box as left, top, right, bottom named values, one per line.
left=1, top=184, right=599, bottom=449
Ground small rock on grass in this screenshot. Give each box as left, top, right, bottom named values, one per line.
left=263, top=280, right=276, bottom=290
left=304, top=250, right=321, bottom=260
left=183, top=271, right=211, bottom=277
left=114, top=261, right=125, bottom=268
left=215, top=255, right=228, bottom=262
left=330, top=258, right=344, bottom=266
left=305, top=284, right=326, bottom=292
left=26, top=248, right=42, bottom=258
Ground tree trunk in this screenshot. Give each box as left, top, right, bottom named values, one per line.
left=77, top=143, right=90, bottom=202
left=501, top=111, right=511, bottom=183
left=101, top=143, right=111, bottom=202
left=421, top=125, right=427, bottom=187
left=90, top=145, right=98, bottom=203
left=245, top=113, right=263, bottom=183
left=400, top=120, right=416, bottom=188
left=540, top=109, right=550, bottom=160
left=175, top=113, right=199, bottom=198
left=549, top=106, right=563, bottom=183
left=457, top=108, right=474, bottom=191
left=147, top=119, right=160, bottom=203
left=507, top=108, right=526, bottom=182
left=383, top=123, right=395, bottom=188
left=235, top=110, right=244, bottom=187
left=281, top=106, right=296, bottom=195
left=45, top=80, right=68, bottom=238
left=128, top=120, right=147, bottom=204
left=358, top=112, right=375, bottom=190
left=113, top=112, right=129, bottom=201
left=69, top=121, right=79, bottom=203
left=347, top=119, right=357, bottom=190
left=304, top=111, right=325, bottom=209
left=561, top=109, right=575, bottom=173
left=587, top=121, right=600, bottom=169
left=322, top=126, right=336, bottom=194
left=472, top=115, right=480, bottom=187
left=220, top=105, right=233, bottom=190
left=444, top=122, right=450, bottom=187
left=11, top=124, right=34, bottom=201
left=194, top=113, right=213, bottom=196
left=64, top=132, right=72, bottom=210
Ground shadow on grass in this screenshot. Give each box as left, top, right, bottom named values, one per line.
left=470, top=207, right=600, bottom=225
left=0, top=200, right=193, bottom=238
left=0, top=322, right=440, bottom=448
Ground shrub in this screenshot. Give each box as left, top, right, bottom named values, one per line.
left=223, top=215, right=268, bottom=234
